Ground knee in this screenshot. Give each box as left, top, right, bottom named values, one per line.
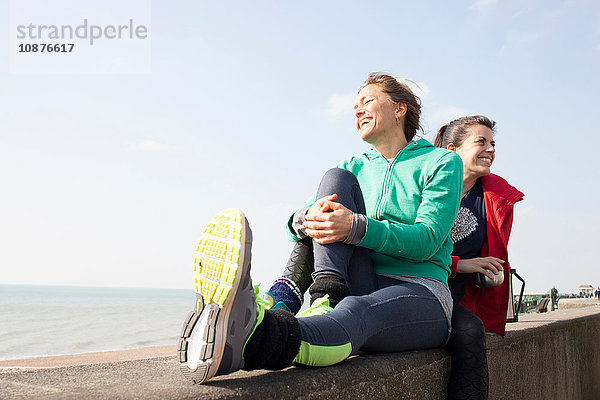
left=317, top=168, right=364, bottom=212
left=321, top=168, right=357, bottom=186
left=334, top=294, right=370, bottom=316
left=451, top=308, right=485, bottom=344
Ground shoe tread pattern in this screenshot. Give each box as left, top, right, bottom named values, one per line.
left=179, top=209, right=246, bottom=384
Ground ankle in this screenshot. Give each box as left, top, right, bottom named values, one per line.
left=243, top=309, right=301, bottom=371
left=268, top=278, right=303, bottom=314
left=309, top=275, right=350, bottom=308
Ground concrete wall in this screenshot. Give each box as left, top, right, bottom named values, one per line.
left=271, top=307, right=600, bottom=400
left=1, top=307, right=599, bottom=399
left=486, top=307, right=600, bottom=400
left=213, top=307, right=600, bottom=400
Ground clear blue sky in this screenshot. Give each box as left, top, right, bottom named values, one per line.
left=1, top=0, right=599, bottom=294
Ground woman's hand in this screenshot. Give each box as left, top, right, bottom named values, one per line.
left=304, top=194, right=354, bottom=244
left=457, top=257, right=504, bottom=280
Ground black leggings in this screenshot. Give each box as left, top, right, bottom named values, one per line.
left=447, top=304, right=489, bottom=400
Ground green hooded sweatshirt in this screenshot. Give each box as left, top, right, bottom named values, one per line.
left=288, top=139, right=463, bottom=284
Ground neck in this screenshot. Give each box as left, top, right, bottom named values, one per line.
left=372, top=131, right=409, bottom=159
left=462, top=174, right=478, bottom=197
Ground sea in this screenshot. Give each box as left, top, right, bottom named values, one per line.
left=0, top=284, right=195, bottom=362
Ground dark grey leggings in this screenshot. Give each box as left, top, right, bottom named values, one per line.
left=447, top=304, right=489, bottom=400
left=295, top=168, right=449, bottom=362
left=299, top=275, right=449, bottom=354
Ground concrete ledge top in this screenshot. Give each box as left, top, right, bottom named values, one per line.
left=505, top=305, right=600, bottom=331
left=2, top=307, right=600, bottom=400
left=558, top=297, right=600, bottom=309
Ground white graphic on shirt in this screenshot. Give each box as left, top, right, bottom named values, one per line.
left=451, top=207, right=478, bottom=243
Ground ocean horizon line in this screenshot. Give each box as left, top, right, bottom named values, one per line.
left=0, top=283, right=190, bottom=291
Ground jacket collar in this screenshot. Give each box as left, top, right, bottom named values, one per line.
left=364, top=138, right=433, bottom=161
left=481, top=174, right=524, bottom=206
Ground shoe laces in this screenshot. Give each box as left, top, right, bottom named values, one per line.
left=254, top=285, right=272, bottom=312
left=256, top=289, right=291, bottom=312
left=257, top=289, right=274, bottom=309
left=298, top=294, right=333, bottom=317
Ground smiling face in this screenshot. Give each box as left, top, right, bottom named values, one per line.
left=354, top=84, right=404, bottom=144
left=453, top=124, right=496, bottom=178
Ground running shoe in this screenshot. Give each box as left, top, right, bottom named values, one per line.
left=178, top=209, right=261, bottom=384
left=297, top=295, right=333, bottom=317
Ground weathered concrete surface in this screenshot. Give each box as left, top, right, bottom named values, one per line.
left=1, top=307, right=599, bottom=400
left=0, top=350, right=450, bottom=400
left=488, top=307, right=600, bottom=400
left=558, top=297, right=600, bottom=310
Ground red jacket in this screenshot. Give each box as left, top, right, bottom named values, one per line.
left=450, top=174, right=524, bottom=336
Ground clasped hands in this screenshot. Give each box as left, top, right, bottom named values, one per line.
left=303, top=194, right=353, bottom=244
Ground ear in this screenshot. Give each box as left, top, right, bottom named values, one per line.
left=395, top=102, right=407, bottom=119
left=446, top=143, right=456, bottom=152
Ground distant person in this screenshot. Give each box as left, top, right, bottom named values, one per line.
left=550, top=286, right=559, bottom=310
left=177, top=73, right=463, bottom=385
left=264, top=115, right=524, bottom=400
left=595, top=287, right=600, bottom=300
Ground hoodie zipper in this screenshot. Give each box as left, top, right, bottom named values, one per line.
left=374, top=153, right=398, bottom=219
left=371, top=141, right=419, bottom=219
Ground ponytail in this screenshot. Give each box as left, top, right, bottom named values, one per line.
left=434, top=124, right=449, bottom=147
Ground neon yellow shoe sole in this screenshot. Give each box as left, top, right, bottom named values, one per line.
left=178, top=209, right=256, bottom=384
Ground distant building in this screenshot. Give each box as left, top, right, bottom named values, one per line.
left=578, top=285, right=594, bottom=297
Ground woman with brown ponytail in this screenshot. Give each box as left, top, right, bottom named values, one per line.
left=179, top=73, right=463, bottom=385
left=434, top=116, right=523, bottom=400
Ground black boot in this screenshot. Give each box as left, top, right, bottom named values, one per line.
left=282, top=238, right=315, bottom=293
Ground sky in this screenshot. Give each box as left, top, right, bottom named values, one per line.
left=1, top=0, right=599, bottom=294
